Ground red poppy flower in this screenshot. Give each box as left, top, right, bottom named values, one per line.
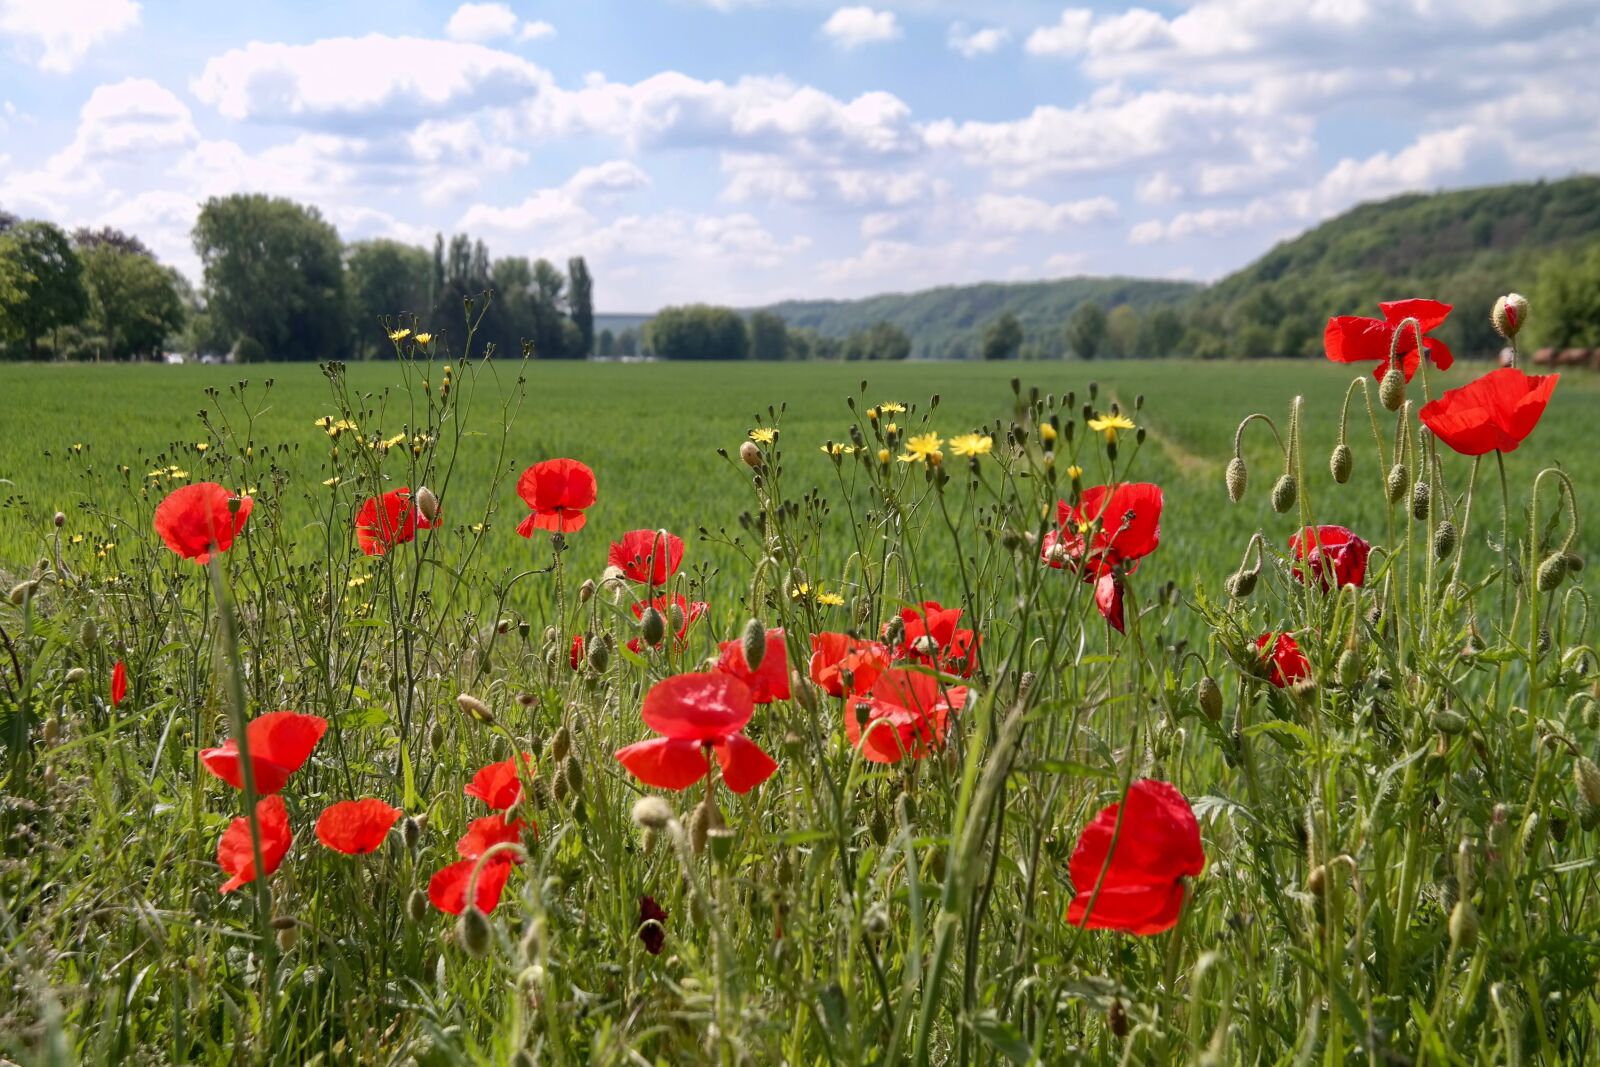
left=1094, top=573, right=1125, bottom=633
left=609, top=529, right=685, bottom=585
left=111, top=660, right=127, bottom=708
left=316, top=798, right=403, bottom=855
left=516, top=458, right=596, bottom=536
left=889, top=601, right=980, bottom=677
left=1066, top=779, right=1204, bottom=935
left=1046, top=483, right=1163, bottom=577
left=154, top=482, right=254, bottom=564
left=200, top=710, right=328, bottom=795
left=570, top=633, right=585, bottom=671
left=638, top=895, right=668, bottom=955
left=715, top=628, right=791, bottom=703
left=614, top=673, right=778, bottom=794
left=464, top=752, right=536, bottom=810
left=428, top=857, right=512, bottom=915
left=1290, top=526, right=1370, bottom=590
left=844, top=668, right=968, bottom=764
left=456, top=813, right=528, bottom=861
left=1256, top=632, right=1310, bottom=688
left=1418, top=368, right=1559, bottom=456
left=626, top=594, right=708, bottom=654
left=809, top=633, right=890, bottom=697
left=217, top=794, right=293, bottom=894
left=354, top=487, right=431, bottom=556
left=1324, top=298, right=1454, bottom=382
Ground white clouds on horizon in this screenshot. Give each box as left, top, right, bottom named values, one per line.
left=0, top=0, right=139, bottom=72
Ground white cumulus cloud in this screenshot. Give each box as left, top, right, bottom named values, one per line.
left=0, top=0, right=139, bottom=72
left=821, top=6, right=901, bottom=49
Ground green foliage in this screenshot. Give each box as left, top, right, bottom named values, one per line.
left=980, top=311, right=1023, bottom=361
left=597, top=328, right=615, bottom=357
left=1105, top=303, right=1139, bottom=358
left=62, top=241, right=185, bottom=362
left=647, top=304, right=750, bottom=360
left=346, top=240, right=431, bottom=359
left=567, top=256, right=594, bottom=356
left=1066, top=300, right=1107, bottom=360
left=842, top=319, right=911, bottom=361
left=1530, top=238, right=1600, bottom=348
left=0, top=220, right=89, bottom=358
left=748, top=309, right=788, bottom=361
left=1139, top=306, right=1185, bottom=356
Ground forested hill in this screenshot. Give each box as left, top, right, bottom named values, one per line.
left=761, top=277, right=1199, bottom=359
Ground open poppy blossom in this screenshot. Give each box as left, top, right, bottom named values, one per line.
left=1045, top=483, right=1163, bottom=577
left=889, top=601, right=980, bottom=678
left=316, top=798, right=403, bottom=855
left=810, top=633, right=890, bottom=697
left=638, top=895, right=668, bottom=955
left=1256, top=632, right=1311, bottom=688
left=464, top=753, right=536, bottom=810
left=845, top=668, right=968, bottom=764
left=1290, top=526, right=1370, bottom=590
left=111, top=660, right=127, bottom=708
left=428, top=857, right=513, bottom=915
left=516, top=458, right=596, bottom=536
left=626, top=594, right=708, bottom=654
left=154, top=482, right=254, bottom=564
left=1324, top=298, right=1454, bottom=382
left=354, top=487, right=431, bottom=556
left=609, top=529, right=685, bottom=585
left=200, top=710, right=328, bottom=795
left=1066, top=779, right=1204, bottom=935
left=716, top=628, right=791, bottom=703
left=1418, top=368, right=1559, bottom=456
left=217, top=794, right=293, bottom=894
left=615, top=673, right=778, bottom=794
left=457, top=813, right=529, bottom=861
left=570, top=633, right=585, bottom=671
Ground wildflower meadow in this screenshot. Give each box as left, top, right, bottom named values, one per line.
left=2, top=294, right=1600, bottom=1066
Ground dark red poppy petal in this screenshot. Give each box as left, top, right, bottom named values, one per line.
left=1379, top=298, right=1451, bottom=334
left=1323, top=316, right=1391, bottom=364
left=456, top=813, right=527, bottom=861
left=464, top=753, right=535, bottom=810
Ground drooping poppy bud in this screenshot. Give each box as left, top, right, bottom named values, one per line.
left=1538, top=554, right=1568, bottom=592
left=1197, top=676, right=1222, bottom=722
left=1379, top=366, right=1406, bottom=411
left=1329, top=444, right=1352, bottom=484
left=1448, top=898, right=1478, bottom=948
left=1433, top=520, right=1457, bottom=559
left=1225, top=457, right=1247, bottom=502
left=1271, top=474, right=1297, bottom=514
left=457, top=693, right=495, bottom=726
left=1411, top=481, right=1431, bottom=521
left=1226, top=567, right=1259, bottom=599
left=458, top=906, right=492, bottom=957
left=740, top=618, right=767, bottom=672
left=415, top=486, right=441, bottom=524
left=1385, top=463, right=1407, bottom=505
left=639, top=607, right=666, bottom=648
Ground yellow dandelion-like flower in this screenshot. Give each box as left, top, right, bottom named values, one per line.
left=381, top=432, right=406, bottom=451
left=820, top=442, right=858, bottom=457
left=749, top=427, right=777, bottom=444
left=194, top=442, right=209, bottom=452
left=414, top=332, right=433, bottom=345
left=314, top=416, right=334, bottom=429
left=168, top=468, right=189, bottom=479
left=1040, top=423, right=1058, bottom=444
left=146, top=468, right=165, bottom=480
left=789, top=582, right=812, bottom=599
left=389, top=328, right=412, bottom=342
left=323, top=477, right=341, bottom=488
left=1087, top=412, right=1135, bottom=443
left=949, top=433, right=993, bottom=457
left=878, top=402, right=906, bottom=414
left=347, top=574, right=370, bottom=588
left=470, top=522, right=487, bottom=534
left=71, top=443, right=84, bottom=453
left=816, top=591, right=845, bottom=607
left=70, top=534, right=85, bottom=545
left=866, top=406, right=880, bottom=421
left=899, top=432, right=944, bottom=464
left=877, top=448, right=891, bottom=464
left=1067, top=464, right=1084, bottom=480
left=884, top=422, right=899, bottom=436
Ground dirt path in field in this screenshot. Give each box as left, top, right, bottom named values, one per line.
left=1109, top=391, right=1217, bottom=482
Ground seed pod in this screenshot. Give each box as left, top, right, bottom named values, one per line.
left=415, top=486, right=441, bottom=524
left=429, top=721, right=446, bottom=751
left=458, top=906, right=492, bottom=957
left=741, top=618, right=767, bottom=671
left=1306, top=864, right=1327, bottom=898
left=1448, top=899, right=1478, bottom=948
left=1379, top=366, right=1406, bottom=412
left=791, top=672, right=819, bottom=716
left=639, top=607, right=666, bottom=648
left=1225, top=567, right=1259, bottom=599
left=456, top=693, right=495, bottom=725
left=1432, top=708, right=1467, bottom=736
left=65, top=667, right=86, bottom=684
left=276, top=926, right=299, bottom=951
left=690, top=799, right=723, bottom=856
left=1197, top=676, right=1222, bottom=722
left=1385, top=463, right=1407, bottom=505
left=739, top=441, right=762, bottom=468
left=1329, top=444, right=1353, bottom=484
left=402, top=816, right=422, bottom=849
left=1411, top=481, right=1430, bottom=521
left=1225, top=456, right=1247, bottom=503
left=895, top=790, right=917, bottom=828
left=561, top=754, right=583, bottom=798
left=1433, top=520, right=1457, bottom=559
left=406, top=889, right=428, bottom=923
left=632, top=796, right=673, bottom=831
left=551, top=725, right=572, bottom=763
left=587, top=640, right=610, bottom=672
left=1537, top=553, right=1567, bottom=592
left=1336, top=649, right=1361, bottom=688
left=1271, top=474, right=1297, bottom=514
left=42, top=719, right=60, bottom=745
left=8, top=580, right=35, bottom=605
left=1576, top=756, right=1600, bottom=815
left=869, top=805, right=891, bottom=846
left=1564, top=551, right=1584, bottom=573
left=79, top=619, right=99, bottom=649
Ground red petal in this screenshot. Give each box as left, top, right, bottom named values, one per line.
left=615, top=736, right=710, bottom=790
left=217, top=795, right=292, bottom=894
left=427, top=857, right=512, bottom=915
left=715, top=629, right=791, bottom=704
left=712, top=733, right=778, bottom=794
left=247, top=711, right=327, bottom=775
left=641, top=672, right=754, bottom=741
left=1379, top=298, right=1451, bottom=334
left=1095, top=573, right=1125, bottom=633
left=111, top=661, right=127, bottom=708
left=464, top=753, right=535, bottom=810
left=456, top=813, right=527, bottom=860
left=1066, top=780, right=1203, bottom=934
left=1323, top=316, right=1391, bottom=364
left=315, top=798, right=403, bottom=855
left=608, top=529, right=685, bottom=584
left=154, top=483, right=253, bottom=563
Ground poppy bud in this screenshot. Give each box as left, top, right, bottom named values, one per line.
left=430, top=721, right=446, bottom=751
left=1434, top=520, right=1457, bottom=560
left=1564, top=551, right=1584, bottom=574
left=1411, top=481, right=1430, bottom=521
left=739, top=441, right=762, bottom=469
left=896, top=790, right=917, bottom=827
left=791, top=673, right=819, bottom=716
left=276, top=925, right=299, bottom=951
left=1537, top=553, right=1567, bottom=592
left=1492, top=293, right=1529, bottom=339
left=1329, top=444, right=1353, bottom=484
left=1108, top=999, right=1129, bottom=1039
left=53, top=511, right=66, bottom=528
left=8, top=580, right=36, bottom=605
left=551, top=725, right=572, bottom=763
left=863, top=903, right=890, bottom=940
left=1575, top=756, right=1600, bottom=816
left=1270, top=474, right=1297, bottom=514
left=1306, top=864, right=1327, bottom=898
left=668, top=601, right=685, bottom=634
left=402, top=816, right=422, bottom=849
left=587, top=641, right=609, bottom=672
left=458, top=906, right=492, bottom=957
left=741, top=618, right=767, bottom=671
left=1225, top=457, right=1247, bottom=503
left=578, top=579, right=596, bottom=603
left=1448, top=898, right=1478, bottom=949
left=42, top=719, right=60, bottom=745
left=80, top=619, right=98, bottom=649
left=639, top=607, right=666, bottom=648
left=869, top=806, right=890, bottom=846
left=1432, top=708, right=1467, bottom=736
left=1385, top=463, right=1407, bottom=505
left=406, top=888, right=428, bottom=923
left=561, top=754, right=583, bottom=798
left=1337, top=649, right=1361, bottom=688
left=1379, top=366, right=1406, bottom=412
left=1225, top=568, right=1258, bottom=599
left=457, top=693, right=495, bottom=725
left=1197, top=676, right=1222, bottom=722
left=632, top=796, right=674, bottom=831
left=415, top=486, right=441, bottom=524
left=65, top=667, right=86, bottom=684
left=690, top=799, right=722, bottom=856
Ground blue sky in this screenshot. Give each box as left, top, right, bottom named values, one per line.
left=2, top=0, right=1596, bottom=311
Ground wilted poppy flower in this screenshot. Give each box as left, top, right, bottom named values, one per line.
left=615, top=673, right=778, bottom=794
left=464, top=752, right=536, bottom=810
left=1046, top=483, right=1163, bottom=576
left=626, top=594, right=708, bottom=654
left=1256, top=632, right=1310, bottom=688
left=111, top=660, right=127, bottom=708
left=1094, top=573, right=1125, bottom=633
left=355, top=487, right=431, bottom=556
left=316, top=798, right=403, bottom=855
left=716, top=628, right=791, bottom=703
left=217, top=794, right=293, bottom=894
left=845, top=669, right=969, bottom=764
left=1290, top=526, right=1370, bottom=590
left=890, top=601, right=980, bottom=677
left=428, top=857, right=512, bottom=915
left=638, top=895, right=668, bottom=955
left=516, top=458, right=596, bottom=536
left=154, top=482, right=254, bottom=563
left=1066, top=779, right=1204, bottom=935
left=569, top=633, right=585, bottom=671
left=456, top=813, right=528, bottom=861
left=1418, top=368, right=1559, bottom=456
left=609, top=529, right=685, bottom=585
left=200, top=710, right=328, bottom=795
left=810, top=633, right=890, bottom=697
left=1324, top=298, right=1454, bottom=382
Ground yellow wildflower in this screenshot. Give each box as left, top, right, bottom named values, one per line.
left=323, top=477, right=341, bottom=488
left=389, top=328, right=412, bottom=342
left=314, top=416, right=334, bottom=430
left=816, top=591, right=845, bottom=607
left=820, top=442, right=857, bottom=457
left=70, top=534, right=85, bottom=544
left=789, top=582, right=811, bottom=599
left=381, top=432, right=406, bottom=451
left=877, top=448, right=891, bottom=464
left=168, top=468, right=188, bottom=479
left=414, top=332, right=433, bottom=345
left=347, top=574, right=370, bottom=589
left=194, top=442, right=209, bottom=452
left=1087, top=412, right=1136, bottom=443
left=884, top=422, right=899, bottom=436
left=1067, top=464, right=1084, bottom=480
left=949, top=433, right=993, bottom=457
left=878, top=402, right=906, bottom=414
left=1040, top=423, right=1058, bottom=444
left=899, top=432, right=944, bottom=465
left=749, top=427, right=777, bottom=444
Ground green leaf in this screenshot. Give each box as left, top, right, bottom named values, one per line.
left=970, top=1012, right=1035, bottom=1065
